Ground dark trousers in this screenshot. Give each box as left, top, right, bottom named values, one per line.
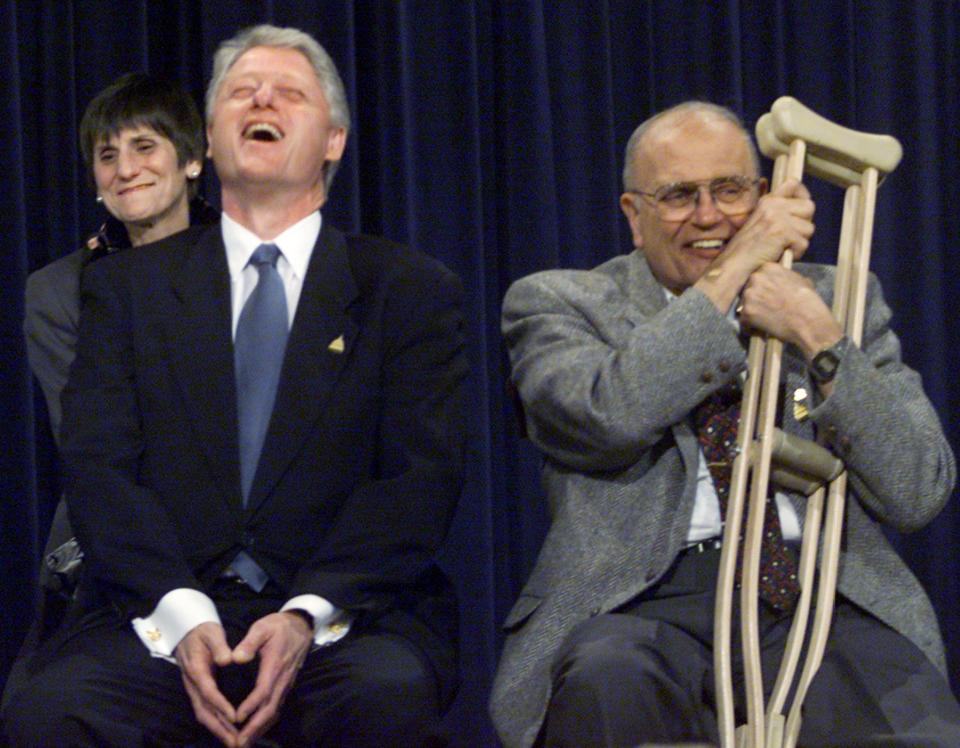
left=540, top=546, right=960, bottom=747
left=1, top=581, right=450, bottom=747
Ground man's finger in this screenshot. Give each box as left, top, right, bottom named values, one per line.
left=237, top=703, right=280, bottom=748
left=182, top=674, right=240, bottom=747
left=175, top=623, right=240, bottom=741
left=233, top=612, right=311, bottom=727
left=182, top=657, right=237, bottom=724
left=236, top=662, right=292, bottom=748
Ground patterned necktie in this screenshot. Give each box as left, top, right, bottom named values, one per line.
left=234, top=243, right=289, bottom=503
left=692, top=383, right=800, bottom=611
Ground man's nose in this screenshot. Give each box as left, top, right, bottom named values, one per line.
left=690, top=185, right=723, bottom=224
left=252, top=83, right=274, bottom=107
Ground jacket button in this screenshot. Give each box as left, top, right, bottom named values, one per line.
left=589, top=606, right=601, bottom=617
left=719, top=359, right=731, bottom=373
left=700, top=370, right=714, bottom=383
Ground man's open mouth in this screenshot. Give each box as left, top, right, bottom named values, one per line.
left=243, top=122, right=283, bottom=142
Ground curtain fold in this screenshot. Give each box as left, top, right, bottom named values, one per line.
left=1, top=0, right=38, bottom=683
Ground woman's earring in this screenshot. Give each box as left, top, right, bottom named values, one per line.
left=95, top=195, right=104, bottom=204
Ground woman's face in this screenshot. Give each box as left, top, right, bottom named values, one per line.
left=93, top=125, right=201, bottom=243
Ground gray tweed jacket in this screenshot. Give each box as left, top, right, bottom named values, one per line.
left=490, top=250, right=955, bottom=748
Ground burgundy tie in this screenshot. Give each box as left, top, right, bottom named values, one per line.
left=692, top=383, right=800, bottom=611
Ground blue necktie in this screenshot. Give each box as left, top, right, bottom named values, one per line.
left=235, top=243, right=289, bottom=503
left=231, top=244, right=288, bottom=592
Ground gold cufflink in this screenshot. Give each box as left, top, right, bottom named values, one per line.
left=147, top=628, right=163, bottom=642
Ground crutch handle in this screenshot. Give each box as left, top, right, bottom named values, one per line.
left=757, top=116, right=868, bottom=188
left=769, top=429, right=844, bottom=487
left=756, top=96, right=902, bottom=185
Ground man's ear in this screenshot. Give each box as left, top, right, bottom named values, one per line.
left=325, top=126, right=348, bottom=163
left=619, top=193, right=644, bottom=250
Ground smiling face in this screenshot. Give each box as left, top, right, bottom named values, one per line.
left=620, top=112, right=760, bottom=294
left=93, top=125, right=200, bottom=244
left=206, top=45, right=347, bottom=209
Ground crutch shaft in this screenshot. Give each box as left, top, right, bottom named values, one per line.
left=716, top=98, right=900, bottom=748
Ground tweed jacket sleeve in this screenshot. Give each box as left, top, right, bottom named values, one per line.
left=502, top=253, right=748, bottom=474
left=798, top=265, right=955, bottom=532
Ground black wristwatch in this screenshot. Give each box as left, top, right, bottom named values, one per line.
left=809, top=337, right=847, bottom=385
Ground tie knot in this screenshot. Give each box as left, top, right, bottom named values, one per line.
left=250, top=243, right=280, bottom=269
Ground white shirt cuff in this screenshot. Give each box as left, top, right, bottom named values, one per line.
left=281, top=594, right=352, bottom=646
left=131, top=588, right=220, bottom=662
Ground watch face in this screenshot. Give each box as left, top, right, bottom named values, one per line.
left=811, top=348, right=840, bottom=383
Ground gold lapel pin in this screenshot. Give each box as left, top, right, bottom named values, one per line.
left=328, top=335, right=345, bottom=354
left=792, top=387, right=809, bottom=422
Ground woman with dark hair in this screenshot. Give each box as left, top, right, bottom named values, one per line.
left=23, top=72, right=219, bottom=603
left=27, top=72, right=218, bottom=438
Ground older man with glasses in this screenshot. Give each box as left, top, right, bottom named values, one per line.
left=490, top=101, right=960, bottom=747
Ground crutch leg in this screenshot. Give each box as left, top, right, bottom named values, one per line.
left=717, top=96, right=901, bottom=748
left=782, top=165, right=882, bottom=748
left=716, top=138, right=806, bottom=748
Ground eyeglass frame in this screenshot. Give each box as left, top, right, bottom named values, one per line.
left=627, top=175, right=766, bottom=220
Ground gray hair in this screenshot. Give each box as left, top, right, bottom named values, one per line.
left=206, top=24, right=350, bottom=191
left=622, top=101, right=760, bottom=190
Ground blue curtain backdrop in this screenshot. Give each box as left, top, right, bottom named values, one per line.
left=2, top=1, right=958, bottom=744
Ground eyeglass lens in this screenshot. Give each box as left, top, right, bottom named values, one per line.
left=655, top=177, right=757, bottom=217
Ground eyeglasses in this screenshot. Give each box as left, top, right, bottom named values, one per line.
left=629, top=176, right=763, bottom=220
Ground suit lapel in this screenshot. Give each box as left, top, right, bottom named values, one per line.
left=246, top=223, right=360, bottom=510
left=164, top=224, right=242, bottom=508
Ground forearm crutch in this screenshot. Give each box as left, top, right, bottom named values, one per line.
left=713, top=96, right=902, bottom=748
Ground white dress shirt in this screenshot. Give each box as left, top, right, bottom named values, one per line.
left=132, top=211, right=351, bottom=659
left=674, top=289, right=802, bottom=545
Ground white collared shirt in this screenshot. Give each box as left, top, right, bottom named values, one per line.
left=667, top=289, right=802, bottom=545
left=132, top=211, right=351, bottom=660
left=222, top=210, right=319, bottom=335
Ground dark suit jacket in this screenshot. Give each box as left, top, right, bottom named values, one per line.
left=59, top=220, right=469, bottom=701
left=25, top=198, right=220, bottom=443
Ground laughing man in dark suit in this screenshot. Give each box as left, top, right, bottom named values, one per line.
left=2, top=24, right=468, bottom=748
